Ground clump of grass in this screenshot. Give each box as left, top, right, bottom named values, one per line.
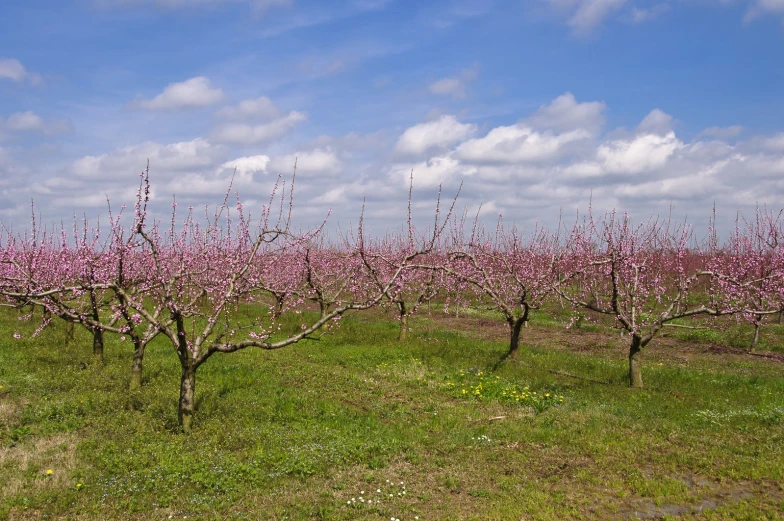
left=443, top=369, right=565, bottom=412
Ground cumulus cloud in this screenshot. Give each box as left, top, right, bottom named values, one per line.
left=220, top=155, right=270, bottom=176
left=762, top=133, right=784, bottom=151
left=70, top=138, right=225, bottom=180
left=389, top=155, right=477, bottom=189
left=455, top=125, right=591, bottom=164
left=636, top=108, right=674, bottom=135
left=394, top=115, right=477, bottom=156
left=527, top=92, right=606, bottom=133
left=6, top=87, right=784, bottom=238
left=596, top=131, right=684, bottom=174
left=211, top=111, right=307, bottom=145
left=268, top=148, right=342, bottom=177
left=215, top=96, right=280, bottom=121
left=132, top=77, right=225, bottom=110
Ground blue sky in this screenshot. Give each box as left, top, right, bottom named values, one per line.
left=1, top=0, right=783, bottom=235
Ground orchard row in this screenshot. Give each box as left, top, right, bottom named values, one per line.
left=2, top=172, right=782, bottom=432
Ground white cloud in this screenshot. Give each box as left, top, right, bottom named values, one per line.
left=697, top=125, right=744, bottom=140
left=269, top=148, right=342, bottom=176
left=527, top=92, right=606, bottom=133
left=211, top=111, right=307, bottom=145
left=0, top=58, right=27, bottom=82
left=630, top=3, right=670, bottom=22
left=428, top=64, right=478, bottom=99
left=1, top=111, right=72, bottom=136
left=637, top=108, right=674, bottom=135
left=311, top=186, right=347, bottom=204
left=395, top=115, right=477, bottom=156
left=132, top=77, right=225, bottom=110
left=568, top=0, right=627, bottom=32
left=6, top=111, right=45, bottom=131
left=429, top=77, right=466, bottom=98
left=220, top=155, right=270, bottom=176
left=597, top=131, right=684, bottom=174
left=455, top=125, right=591, bottom=164
left=762, top=133, right=784, bottom=151
left=390, top=155, right=477, bottom=189
left=71, top=138, right=224, bottom=180
left=216, top=96, right=281, bottom=121
left=745, top=0, right=784, bottom=22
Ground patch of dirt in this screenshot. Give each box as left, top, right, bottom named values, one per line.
left=620, top=477, right=783, bottom=520
left=705, top=343, right=784, bottom=364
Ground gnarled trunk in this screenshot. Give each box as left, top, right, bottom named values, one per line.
left=507, top=305, right=529, bottom=359
left=179, top=363, right=197, bottom=434
left=508, top=318, right=524, bottom=358
left=64, top=321, right=74, bottom=346
left=629, top=335, right=643, bottom=388
left=130, top=339, right=145, bottom=390
left=750, top=315, right=762, bottom=351
left=92, top=327, right=104, bottom=366
left=397, top=300, right=408, bottom=341
left=90, top=290, right=103, bottom=365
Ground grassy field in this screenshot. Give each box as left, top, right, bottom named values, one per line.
left=1, top=305, right=783, bottom=520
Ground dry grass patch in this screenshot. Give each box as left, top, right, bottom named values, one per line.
left=0, top=433, right=78, bottom=500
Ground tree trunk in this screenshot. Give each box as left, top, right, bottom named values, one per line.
left=750, top=317, right=762, bottom=351
left=397, top=301, right=407, bottom=341
left=64, top=321, right=74, bottom=346
left=130, top=339, right=145, bottom=390
left=508, top=317, right=525, bottom=359
left=90, top=291, right=103, bottom=365
left=628, top=335, right=643, bottom=388
left=179, top=364, right=197, bottom=434
left=507, top=305, right=529, bottom=359
left=92, top=327, right=104, bottom=366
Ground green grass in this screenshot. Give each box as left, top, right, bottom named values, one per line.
left=1, top=306, right=783, bottom=520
